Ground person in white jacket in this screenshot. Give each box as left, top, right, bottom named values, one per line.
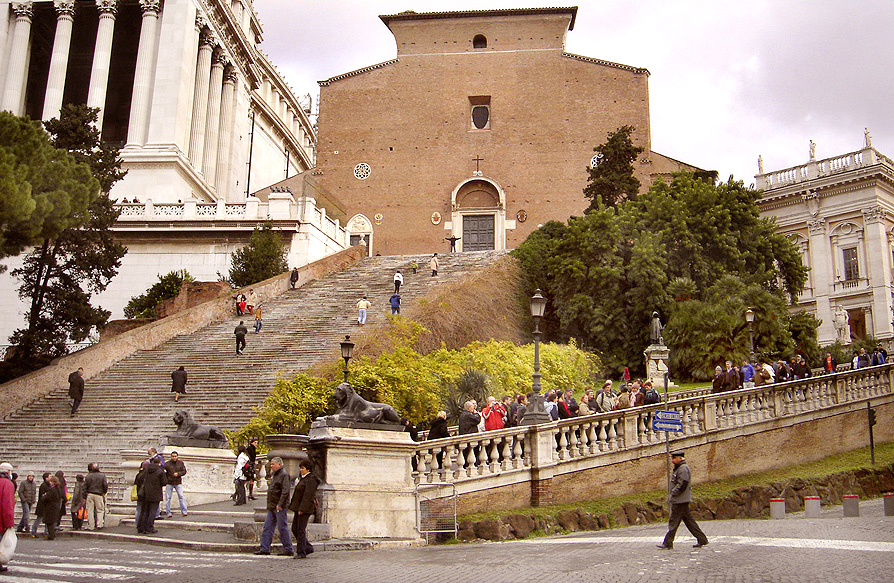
left=233, top=446, right=250, bottom=506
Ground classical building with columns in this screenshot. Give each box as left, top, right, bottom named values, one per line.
left=0, top=0, right=315, bottom=202
left=0, top=0, right=351, bottom=346
left=756, top=133, right=894, bottom=346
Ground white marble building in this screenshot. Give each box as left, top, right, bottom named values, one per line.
left=0, top=1, right=350, bottom=345
left=757, top=133, right=894, bottom=346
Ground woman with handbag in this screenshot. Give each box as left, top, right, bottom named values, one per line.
left=70, top=475, right=86, bottom=530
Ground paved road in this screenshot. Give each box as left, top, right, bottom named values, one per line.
left=5, top=499, right=892, bottom=583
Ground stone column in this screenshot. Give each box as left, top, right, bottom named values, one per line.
left=808, top=219, right=837, bottom=344
left=201, top=52, right=226, bottom=184
left=125, top=0, right=162, bottom=147
left=1, top=1, right=34, bottom=115
left=41, top=0, right=76, bottom=121
left=863, top=206, right=894, bottom=340
left=214, top=68, right=238, bottom=196
left=87, top=0, right=120, bottom=129
left=187, top=30, right=214, bottom=167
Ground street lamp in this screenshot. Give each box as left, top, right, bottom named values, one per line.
left=340, top=334, right=354, bottom=382
left=745, top=307, right=755, bottom=364
left=520, top=289, right=551, bottom=425
left=530, top=289, right=546, bottom=393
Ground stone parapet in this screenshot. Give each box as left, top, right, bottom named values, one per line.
left=0, top=246, right=366, bottom=420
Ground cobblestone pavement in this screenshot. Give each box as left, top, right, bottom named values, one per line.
left=6, top=499, right=892, bottom=583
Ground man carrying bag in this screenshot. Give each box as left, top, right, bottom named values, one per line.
left=0, top=462, right=18, bottom=574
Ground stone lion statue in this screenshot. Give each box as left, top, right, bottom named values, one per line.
left=329, top=382, right=401, bottom=424
left=172, top=410, right=226, bottom=441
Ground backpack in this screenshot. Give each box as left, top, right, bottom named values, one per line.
left=644, top=388, right=661, bottom=405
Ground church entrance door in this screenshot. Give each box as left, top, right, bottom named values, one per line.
left=462, top=215, right=495, bottom=251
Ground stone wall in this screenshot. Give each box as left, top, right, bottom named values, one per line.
left=0, top=246, right=366, bottom=419
left=456, top=463, right=894, bottom=541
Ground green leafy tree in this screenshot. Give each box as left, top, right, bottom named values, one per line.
left=124, top=270, right=195, bottom=319
left=583, top=125, right=644, bottom=210
left=514, top=172, right=808, bottom=379
left=6, top=106, right=126, bottom=370
left=228, top=223, right=288, bottom=288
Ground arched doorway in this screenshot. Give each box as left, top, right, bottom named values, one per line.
left=348, top=214, right=373, bottom=256
left=450, top=177, right=507, bottom=251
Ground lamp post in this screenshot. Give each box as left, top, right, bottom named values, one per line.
left=530, top=289, right=546, bottom=393
left=520, top=289, right=551, bottom=425
left=745, top=307, right=755, bottom=364
left=340, top=334, right=354, bottom=382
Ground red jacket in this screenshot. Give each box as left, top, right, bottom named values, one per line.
left=0, top=476, right=15, bottom=531
left=482, top=404, right=506, bottom=431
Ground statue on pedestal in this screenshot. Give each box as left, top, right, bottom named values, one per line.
left=650, top=312, right=665, bottom=346
left=161, top=410, right=228, bottom=448
left=325, top=382, right=401, bottom=425
left=833, top=305, right=850, bottom=343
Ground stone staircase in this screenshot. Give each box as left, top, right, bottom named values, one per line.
left=0, top=251, right=508, bottom=497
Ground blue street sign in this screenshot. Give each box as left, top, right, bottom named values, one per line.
left=652, top=419, right=684, bottom=432
left=654, top=410, right=682, bottom=421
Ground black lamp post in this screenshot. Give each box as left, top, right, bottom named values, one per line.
left=340, top=334, right=354, bottom=382
left=745, top=308, right=755, bottom=364
left=530, top=289, right=546, bottom=393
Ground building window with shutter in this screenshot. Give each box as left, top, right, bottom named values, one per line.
left=843, top=247, right=859, bottom=280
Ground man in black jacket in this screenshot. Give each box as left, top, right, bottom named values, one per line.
left=255, top=457, right=293, bottom=556
left=83, top=463, right=108, bottom=530
left=68, top=368, right=85, bottom=415
left=29, top=472, right=51, bottom=536
left=458, top=401, right=481, bottom=468
left=163, top=452, right=188, bottom=517
left=134, top=458, right=166, bottom=534
left=658, top=451, right=708, bottom=550
left=234, top=321, right=248, bottom=355
left=288, top=460, right=320, bottom=559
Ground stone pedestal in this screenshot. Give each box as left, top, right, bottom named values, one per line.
left=121, top=445, right=236, bottom=506
left=842, top=495, right=860, bottom=517
left=644, top=344, right=676, bottom=389
left=770, top=498, right=786, bottom=519
left=803, top=496, right=821, bottom=518
left=307, top=420, right=420, bottom=540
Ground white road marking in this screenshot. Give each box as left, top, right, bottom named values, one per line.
left=511, top=535, right=894, bottom=552
left=15, top=560, right=178, bottom=574
left=7, top=565, right=133, bottom=579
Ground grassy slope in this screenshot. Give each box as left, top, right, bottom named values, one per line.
left=461, top=440, right=894, bottom=522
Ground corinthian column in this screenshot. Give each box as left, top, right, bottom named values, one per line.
left=1, top=1, right=34, bottom=114
left=214, top=68, right=238, bottom=197
left=42, top=0, right=77, bottom=121
left=125, top=0, right=163, bottom=146
left=187, top=30, right=214, bottom=167
left=87, top=0, right=120, bottom=129
left=201, top=52, right=227, bottom=184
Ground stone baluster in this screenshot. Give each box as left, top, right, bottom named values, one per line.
left=512, top=435, right=523, bottom=467
left=449, top=445, right=460, bottom=480
left=585, top=422, right=596, bottom=454
left=214, top=68, right=238, bottom=196
left=606, top=418, right=618, bottom=449
left=87, top=0, right=120, bottom=130
left=500, top=438, right=511, bottom=471
left=42, top=0, right=76, bottom=121
left=596, top=420, right=607, bottom=451
left=556, top=429, right=567, bottom=459
left=1, top=1, right=34, bottom=114
left=125, top=0, right=163, bottom=146
left=201, top=52, right=227, bottom=184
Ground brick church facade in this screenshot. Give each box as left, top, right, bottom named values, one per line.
left=307, top=7, right=696, bottom=256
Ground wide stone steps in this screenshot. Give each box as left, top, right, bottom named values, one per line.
left=0, top=251, right=507, bottom=487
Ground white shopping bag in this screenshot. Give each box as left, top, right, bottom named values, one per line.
left=0, top=527, right=16, bottom=564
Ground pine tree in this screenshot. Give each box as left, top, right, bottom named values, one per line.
left=583, top=125, right=644, bottom=210
left=228, top=223, right=288, bottom=288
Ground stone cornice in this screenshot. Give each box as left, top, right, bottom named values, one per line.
left=318, top=59, right=399, bottom=86
left=562, top=52, right=650, bottom=75
left=200, top=0, right=259, bottom=90
left=250, top=93, right=313, bottom=170
left=758, top=166, right=894, bottom=212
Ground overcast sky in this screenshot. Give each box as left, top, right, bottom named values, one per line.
left=251, top=0, right=893, bottom=185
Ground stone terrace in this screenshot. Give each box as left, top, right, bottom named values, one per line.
left=0, top=251, right=507, bottom=494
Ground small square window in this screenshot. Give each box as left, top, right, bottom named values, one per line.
left=469, top=96, right=491, bottom=130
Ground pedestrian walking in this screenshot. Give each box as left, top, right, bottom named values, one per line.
left=83, top=463, right=108, bottom=530
left=430, top=253, right=439, bottom=276
left=15, top=472, right=35, bottom=533
left=234, top=321, right=248, bottom=355
left=390, top=292, right=401, bottom=315
left=163, top=451, right=188, bottom=517
left=246, top=438, right=259, bottom=500
left=247, top=289, right=257, bottom=315
left=68, top=367, right=85, bottom=415
left=30, top=472, right=51, bottom=537
left=356, top=295, right=371, bottom=325
left=171, top=366, right=187, bottom=402
left=0, top=463, right=15, bottom=573
left=288, top=459, right=319, bottom=559
left=254, top=305, right=263, bottom=333
left=233, top=446, right=250, bottom=506
left=410, top=260, right=418, bottom=274
left=658, top=451, right=709, bottom=550
left=255, top=457, right=294, bottom=556
left=393, top=270, right=403, bottom=293
left=289, top=267, right=300, bottom=289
